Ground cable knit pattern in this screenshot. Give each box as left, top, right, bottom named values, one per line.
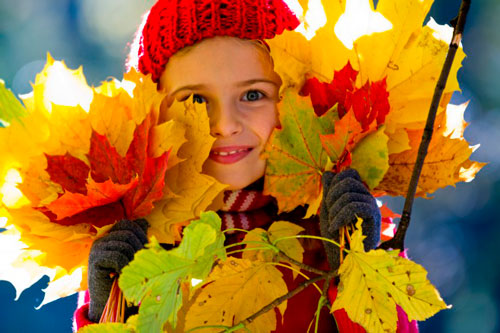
left=132, top=0, right=300, bottom=82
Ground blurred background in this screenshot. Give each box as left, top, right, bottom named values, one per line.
left=0, top=0, right=498, bottom=332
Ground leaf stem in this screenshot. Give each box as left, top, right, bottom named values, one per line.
left=271, top=262, right=323, bottom=294
left=380, top=0, right=471, bottom=251
left=274, top=235, right=345, bottom=252
left=277, top=251, right=328, bottom=275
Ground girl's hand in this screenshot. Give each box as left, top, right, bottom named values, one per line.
left=87, top=218, right=149, bottom=322
left=319, top=169, right=381, bottom=271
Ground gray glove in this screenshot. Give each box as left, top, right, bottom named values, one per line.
left=319, top=169, right=381, bottom=271
left=88, top=218, right=149, bottom=322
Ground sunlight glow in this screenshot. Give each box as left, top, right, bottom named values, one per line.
left=285, top=0, right=327, bottom=40
left=44, top=62, right=93, bottom=113
left=0, top=216, right=7, bottom=228
left=0, top=169, right=29, bottom=208
left=335, top=0, right=392, bottom=49
left=191, top=278, right=203, bottom=287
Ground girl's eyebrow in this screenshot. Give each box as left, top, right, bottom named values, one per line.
left=237, top=79, right=279, bottom=87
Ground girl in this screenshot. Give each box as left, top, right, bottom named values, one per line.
left=75, top=0, right=407, bottom=331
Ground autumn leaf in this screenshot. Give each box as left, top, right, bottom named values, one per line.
left=263, top=90, right=336, bottom=213
left=350, top=126, right=389, bottom=189
left=148, top=100, right=226, bottom=244
left=44, top=178, right=135, bottom=224
left=379, top=204, right=399, bottom=242
left=377, top=103, right=485, bottom=197
left=119, top=212, right=225, bottom=332
left=45, top=153, right=90, bottom=195
left=320, top=109, right=362, bottom=170
left=332, top=218, right=449, bottom=332
left=242, top=221, right=305, bottom=278
left=184, top=258, right=288, bottom=333
left=301, top=62, right=390, bottom=133
left=79, top=322, right=134, bottom=333
left=0, top=79, right=26, bottom=125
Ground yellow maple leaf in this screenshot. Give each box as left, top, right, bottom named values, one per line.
left=242, top=221, right=305, bottom=278
left=184, top=258, right=288, bottom=333
left=376, top=103, right=485, bottom=197
left=332, top=218, right=450, bottom=332
left=146, top=100, right=226, bottom=243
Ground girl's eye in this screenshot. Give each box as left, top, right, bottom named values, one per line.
left=192, top=94, right=207, bottom=104
left=243, top=90, right=264, bottom=102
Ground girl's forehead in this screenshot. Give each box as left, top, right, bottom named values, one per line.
left=160, top=37, right=278, bottom=91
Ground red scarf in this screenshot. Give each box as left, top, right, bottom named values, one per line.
left=218, top=188, right=276, bottom=233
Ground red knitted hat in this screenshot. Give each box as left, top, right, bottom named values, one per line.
left=128, top=0, right=300, bottom=82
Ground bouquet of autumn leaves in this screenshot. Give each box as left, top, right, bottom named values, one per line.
left=0, top=56, right=226, bottom=307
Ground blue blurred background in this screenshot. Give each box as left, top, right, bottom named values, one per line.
left=0, top=0, right=498, bottom=332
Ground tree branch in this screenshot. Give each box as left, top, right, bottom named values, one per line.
left=278, top=251, right=328, bottom=275
left=380, top=0, right=471, bottom=251
left=227, top=271, right=337, bottom=332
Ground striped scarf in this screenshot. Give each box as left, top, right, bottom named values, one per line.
left=218, top=182, right=277, bottom=233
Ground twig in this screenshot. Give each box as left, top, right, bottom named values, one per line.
left=380, top=0, right=471, bottom=250
left=227, top=271, right=337, bottom=332
left=277, top=251, right=328, bottom=275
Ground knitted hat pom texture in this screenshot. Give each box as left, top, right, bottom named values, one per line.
left=130, top=0, right=300, bottom=82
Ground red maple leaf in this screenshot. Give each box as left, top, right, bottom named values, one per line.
left=43, top=113, right=170, bottom=228
left=45, top=153, right=90, bottom=195
left=300, top=62, right=390, bottom=131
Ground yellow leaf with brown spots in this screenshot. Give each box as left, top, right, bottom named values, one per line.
left=184, top=258, right=288, bottom=333
left=333, top=219, right=450, bottom=332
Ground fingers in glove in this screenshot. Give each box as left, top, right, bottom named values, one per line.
left=327, top=193, right=376, bottom=230
left=329, top=201, right=378, bottom=235
left=321, top=171, right=336, bottom=194
left=91, top=236, right=138, bottom=261
left=133, top=218, right=149, bottom=234
left=331, top=169, right=361, bottom=186
left=325, top=177, right=370, bottom=209
left=89, top=243, right=135, bottom=272
left=110, top=219, right=149, bottom=245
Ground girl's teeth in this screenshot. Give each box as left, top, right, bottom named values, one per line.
left=215, top=149, right=248, bottom=156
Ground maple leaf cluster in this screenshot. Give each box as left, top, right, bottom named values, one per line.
left=0, top=56, right=224, bottom=305
left=41, top=116, right=169, bottom=229
left=264, top=0, right=484, bottom=215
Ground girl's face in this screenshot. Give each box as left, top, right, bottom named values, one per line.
left=160, top=37, right=281, bottom=190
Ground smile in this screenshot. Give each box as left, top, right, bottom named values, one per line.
left=209, top=147, right=253, bottom=164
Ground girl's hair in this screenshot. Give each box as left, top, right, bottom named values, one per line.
left=126, top=0, right=299, bottom=82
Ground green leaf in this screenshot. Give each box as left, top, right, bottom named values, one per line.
left=350, top=126, right=389, bottom=189
left=263, top=91, right=337, bottom=213
left=118, top=211, right=226, bottom=333
left=0, top=79, right=26, bottom=126
left=175, top=211, right=226, bottom=278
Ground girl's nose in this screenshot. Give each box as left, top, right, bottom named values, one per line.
left=209, top=102, right=243, bottom=137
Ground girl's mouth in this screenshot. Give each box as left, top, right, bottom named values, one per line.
left=209, top=147, right=253, bottom=164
